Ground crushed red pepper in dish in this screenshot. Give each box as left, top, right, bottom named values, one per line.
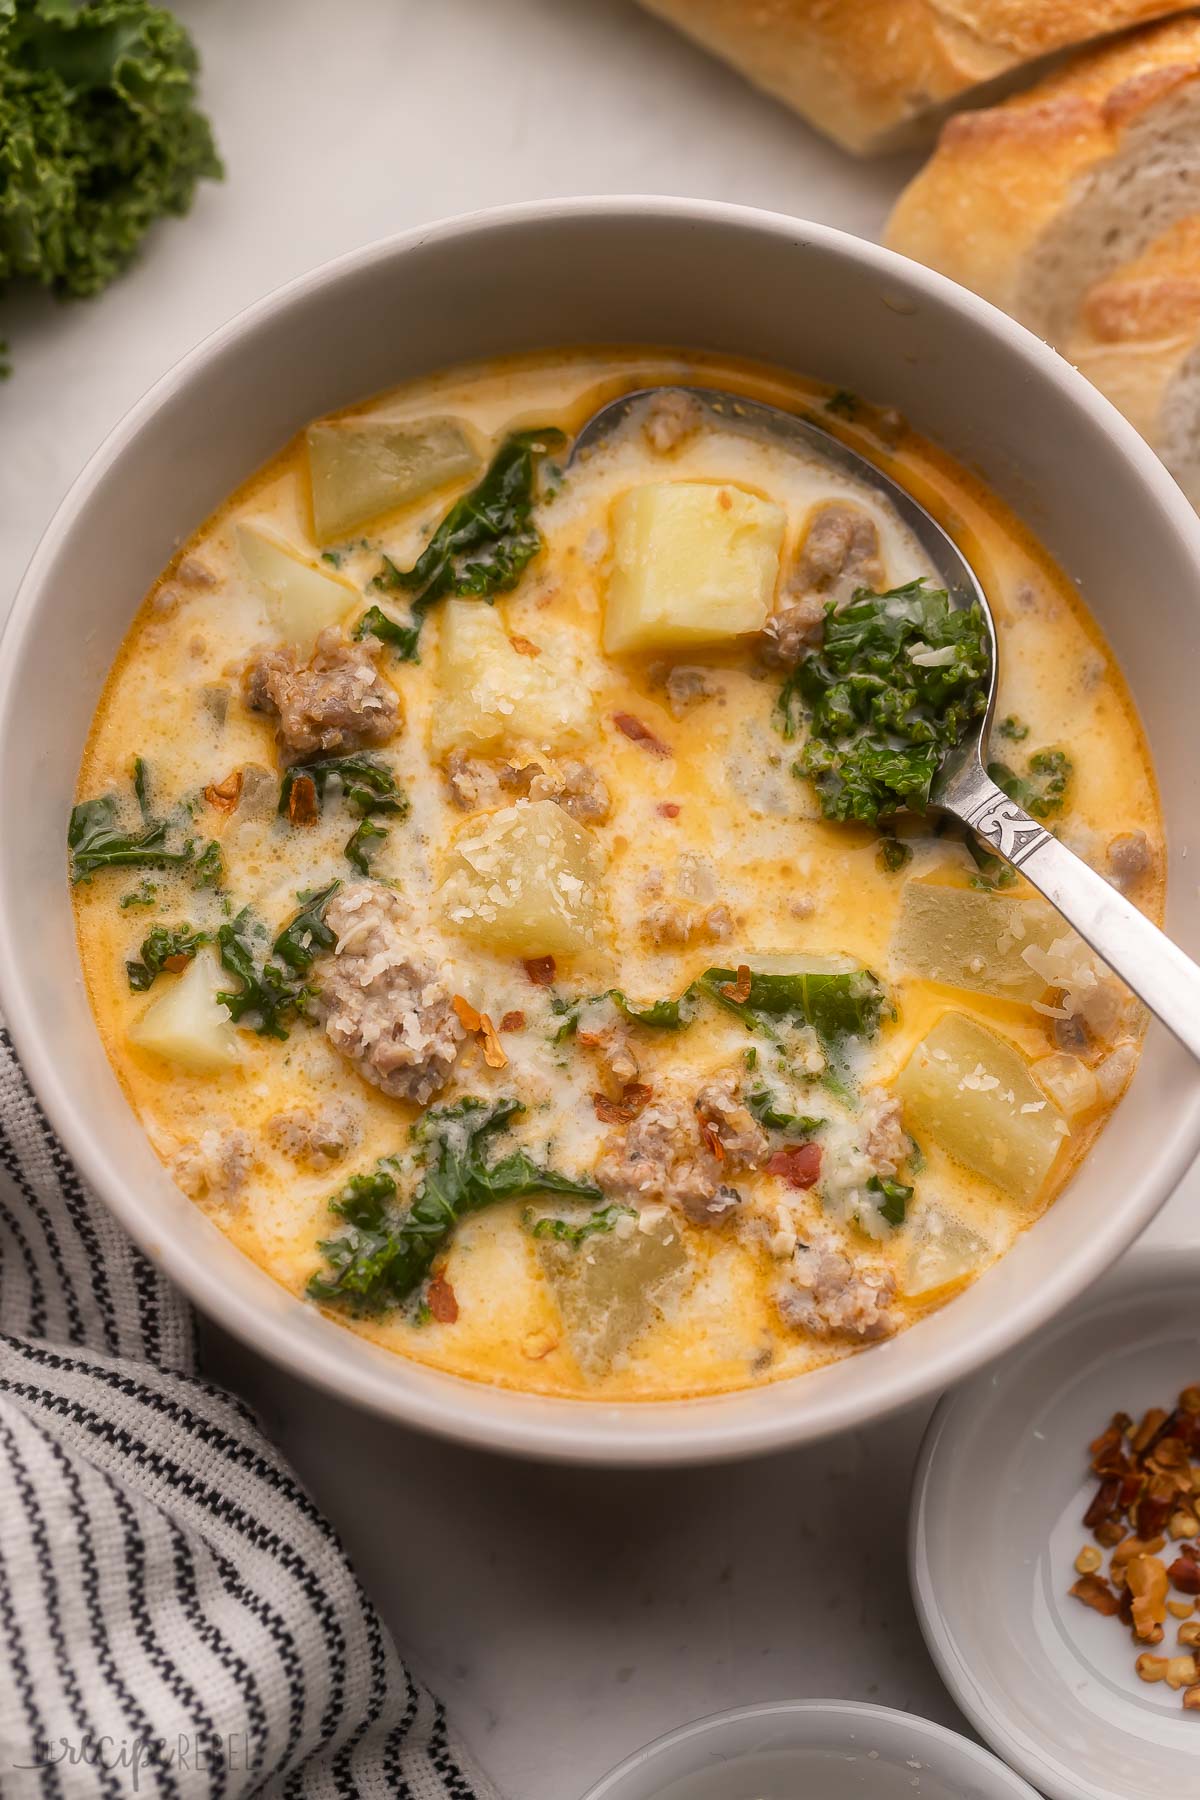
left=1070, top=1383, right=1200, bottom=1710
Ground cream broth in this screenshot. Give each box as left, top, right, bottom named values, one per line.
left=72, top=348, right=1163, bottom=1400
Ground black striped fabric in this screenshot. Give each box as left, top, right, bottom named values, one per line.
left=0, top=1029, right=499, bottom=1800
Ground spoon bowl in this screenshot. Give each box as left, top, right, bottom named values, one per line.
left=572, top=383, right=1200, bottom=1063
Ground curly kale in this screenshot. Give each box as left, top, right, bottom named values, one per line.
left=778, top=579, right=990, bottom=825
left=125, top=921, right=206, bottom=991
left=988, top=747, right=1073, bottom=820
left=1, top=1, right=221, bottom=361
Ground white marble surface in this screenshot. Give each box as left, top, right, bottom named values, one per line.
left=3, top=3, right=1197, bottom=1795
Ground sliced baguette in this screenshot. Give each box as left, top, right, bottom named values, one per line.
left=637, top=1, right=1193, bottom=154
left=885, top=15, right=1200, bottom=336
left=1073, top=216, right=1200, bottom=505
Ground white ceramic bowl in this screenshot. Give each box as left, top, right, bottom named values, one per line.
left=911, top=1245, right=1200, bottom=1800
left=578, top=1699, right=1042, bottom=1799
left=3, top=197, right=1199, bottom=1464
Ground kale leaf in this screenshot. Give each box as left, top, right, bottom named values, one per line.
left=0, top=0, right=221, bottom=368
left=354, top=605, right=421, bottom=661
left=876, top=838, right=912, bottom=875
left=361, top=427, right=565, bottom=661
left=988, top=747, right=1073, bottom=819
left=344, top=817, right=388, bottom=875
left=191, top=838, right=224, bottom=888
left=307, top=1096, right=600, bottom=1314
left=745, top=1088, right=824, bottom=1136
left=779, top=580, right=990, bottom=824
left=215, top=909, right=311, bottom=1041
left=125, top=923, right=208, bottom=992
left=553, top=984, right=703, bottom=1041
left=70, top=760, right=221, bottom=886
left=278, top=752, right=407, bottom=874
left=527, top=1204, right=635, bottom=1247
left=996, top=714, right=1029, bottom=742
left=272, top=882, right=340, bottom=974
left=867, top=1173, right=913, bottom=1228
left=69, top=796, right=194, bottom=882
left=553, top=968, right=887, bottom=1082
left=278, top=752, right=408, bottom=820
left=700, top=965, right=887, bottom=1046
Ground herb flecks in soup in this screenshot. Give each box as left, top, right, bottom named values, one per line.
left=72, top=350, right=1162, bottom=1400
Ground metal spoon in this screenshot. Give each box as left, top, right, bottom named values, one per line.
left=570, top=385, right=1200, bottom=1062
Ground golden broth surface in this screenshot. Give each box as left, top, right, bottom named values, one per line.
left=73, top=348, right=1163, bottom=1400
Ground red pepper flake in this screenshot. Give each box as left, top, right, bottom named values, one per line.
left=286, top=774, right=318, bottom=826
left=657, top=802, right=681, bottom=818
left=523, top=955, right=556, bottom=986
left=508, top=634, right=541, bottom=657
left=613, top=712, right=672, bottom=758
left=500, top=1010, right=526, bottom=1033
left=427, top=1275, right=459, bottom=1324
left=698, top=1118, right=725, bottom=1161
left=1084, top=1478, right=1122, bottom=1533
left=1137, top=1484, right=1175, bottom=1542
left=593, top=1083, right=653, bottom=1125
left=1070, top=1573, right=1121, bottom=1617
left=766, top=1142, right=822, bottom=1189
left=720, top=964, right=752, bottom=1005
left=1169, top=1548, right=1200, bottom=1596
left=204, top=770, right=243, bottom=814
left=717, top=488, right=732, bottom=511
left=478, top=1013, right=507, bottom=1070
left=452, top=996, right=507, bottom=1068
left=163, top=954, right=191, bottom=973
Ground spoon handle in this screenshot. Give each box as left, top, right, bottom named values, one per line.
left=949, top=768, right=1200, bottom=1063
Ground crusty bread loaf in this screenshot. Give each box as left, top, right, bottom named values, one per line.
left=636, top=1, right=1193, bottom=153
left=885, top=16, right=1200, bottom=337
left=1072, top=217, right=1200, bottom=505
left=885, top=17, right=1200, bottom=505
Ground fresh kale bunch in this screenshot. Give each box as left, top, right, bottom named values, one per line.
left=1, top=0, right=221, bottom=360
left=779, top=579, right=990, bottom=824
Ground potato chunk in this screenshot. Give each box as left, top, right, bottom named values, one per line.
left=306, top=416, right=480, bottom=544
left=437, top=799, right=606, bottom=957
left=536, top=1209, right=687, bottom=1375
left=894, top=1011, right=1066, bottom=1201
left=605, top=481, right=784, bottom=655
left=902, top=1204, right=993, bottom=1298
left=892, top=882, right=1062, bottom=1004
left=431, top=600, right=594, bottom=758
left=238, top=522, right=358, bottom=653
left=129, top=951, right=241, bottom=1074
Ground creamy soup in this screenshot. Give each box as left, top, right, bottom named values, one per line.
left=71, top=348, right=1162, bottom=1400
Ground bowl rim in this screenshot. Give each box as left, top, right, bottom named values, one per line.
left=4, top=193, right=1200, bottom=1466
left=907, top=1242, right=1199, bottom=1800
left=577, top=1696, right=1044, bottom=1797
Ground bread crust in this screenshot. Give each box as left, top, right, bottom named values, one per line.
left=885, top=15, right=1200, bottom=315
left=637, top=0, right=1192, bottom=152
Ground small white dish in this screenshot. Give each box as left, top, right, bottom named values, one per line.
left=579, top=1698, right=1040, bottom=1798
left=911, top=1245, right=1200, bottom=1800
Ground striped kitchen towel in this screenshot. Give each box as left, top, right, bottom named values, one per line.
left=0, top=1028, right=499, bottom=1800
